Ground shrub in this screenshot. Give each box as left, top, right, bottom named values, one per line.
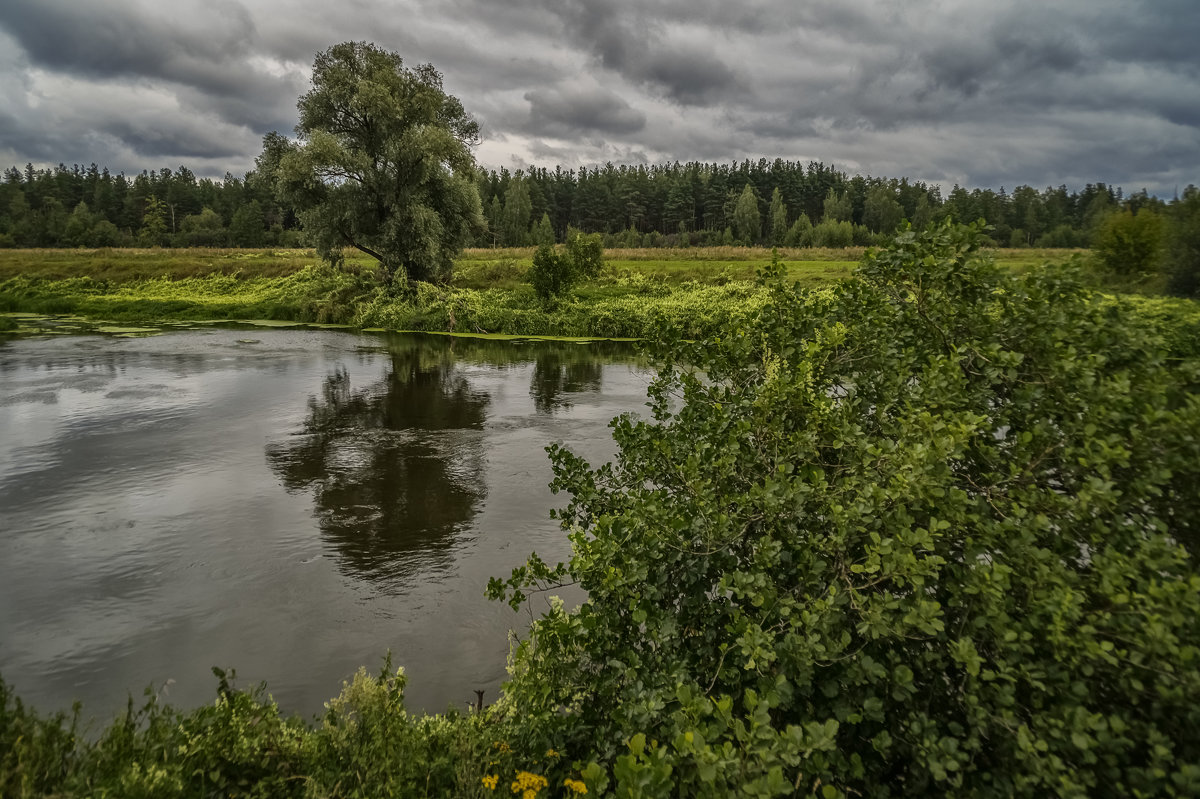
left=810, top=218, right=854, bottom=248
left=529, top=234, right=606, bottom=302
left=1092, top=208, right=1165, bottom=275
left=496, top=221, right=1200, bottom=797
left=1037, top=223, right=1085, bottom=248
left=529, top=243, right=577, bottom=302
left=783, top=213, right=813, bottom=247
left=566, top=231, right=605, bottom=279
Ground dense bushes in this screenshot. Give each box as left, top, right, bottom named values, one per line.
left=0, top=265, right=374, bottom=324
left=354, top=280, right=766, bottom=339
left=495, top=221, right=1200, bottom=796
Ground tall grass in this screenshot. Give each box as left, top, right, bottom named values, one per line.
left=461, top=245, right=870, bottom=262
left=1, top=667, right=507, bottom=798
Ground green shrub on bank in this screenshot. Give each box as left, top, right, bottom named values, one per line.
left=528, top=233, right=606, bottom=302
left=529, top=243, right=578, bottom=301
left=494, top=221, right=1200, bottom=796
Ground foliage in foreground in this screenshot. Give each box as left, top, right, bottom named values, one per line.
left=495, top=221, right=1200, bottom=796
left=3, top=223, right=1199, bottom=797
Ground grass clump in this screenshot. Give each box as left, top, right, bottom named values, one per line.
left=0, top=665, right=513, bottom=798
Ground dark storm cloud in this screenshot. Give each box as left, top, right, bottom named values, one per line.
left=0, top=0, right=260, bottom=96
left=525, top=86, right=646, bottom=136
left=0, top=0, right=301, bottom=174
left=916, top=21, right=1086, bottom=101
left=1085, top=0, right=1200, bottom=68
left=0, top=0, right=1195, bottom=194
left=97, top=117, right=252, bottom=160
left=541, top=0, right=746, bottom=105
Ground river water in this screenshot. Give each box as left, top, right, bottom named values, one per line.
left=0, top=326, right=651, bottom=723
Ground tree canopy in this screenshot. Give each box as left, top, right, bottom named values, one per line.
left=266, top=42, right=485, bottom=284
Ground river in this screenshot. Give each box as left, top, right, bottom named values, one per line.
left=0, top=325, right=651, bottom=723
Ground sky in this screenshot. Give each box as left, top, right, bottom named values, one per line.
left=0, top=0, right=1197, bottom=195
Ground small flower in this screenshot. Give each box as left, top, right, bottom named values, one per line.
left=563, top=777, right=588, bottom=795
left=545, top=748, right=559, bottom=758
left=510, top=770, right=548, bottom=798
left=481, top=774, right=499, bottom=791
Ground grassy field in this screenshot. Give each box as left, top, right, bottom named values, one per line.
left=0, top=245, right=1085, bottom=282
left=0, top=245, right=1092, bottom=339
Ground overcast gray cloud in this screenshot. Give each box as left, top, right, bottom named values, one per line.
left=0, top=0, right=1195, bottom=194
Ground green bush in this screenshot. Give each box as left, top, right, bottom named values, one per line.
left=528, top=235, right=607, bottom=303
left=1038, top=223, right=1086, bottom=248
left=529, top=243, right=577, bottom=302
left=495, top=221, right=1200, bottom=796
left=1092, top=208, right=1165, bottom=275
left=811, top=218, right=855, bottom=248
left=566, top=231, right=605, bottom=279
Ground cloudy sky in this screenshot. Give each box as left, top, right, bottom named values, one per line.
left=1, top=0, right=1196, bottom=195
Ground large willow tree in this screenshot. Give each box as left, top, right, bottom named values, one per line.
left=266, top=42, right=485, bottom=284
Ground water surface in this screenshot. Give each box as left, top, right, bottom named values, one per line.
left=0, top=327, right=650, bottom=721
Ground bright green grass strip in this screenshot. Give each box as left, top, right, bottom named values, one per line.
left=0, top=247, right=1108, bottom=341
left=383, top=329, right=638, bottom=342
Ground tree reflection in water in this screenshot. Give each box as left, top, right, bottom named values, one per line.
left=267, top=344, right=489, bottom=589
left=529, top=351, right=603, bottom=414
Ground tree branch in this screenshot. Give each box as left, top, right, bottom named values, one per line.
left=352, top=241, right=385, bottom=263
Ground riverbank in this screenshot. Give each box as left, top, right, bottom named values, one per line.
left=0, top=245, right=1082, bottom=340
left=0, top=265, right=767, bottom=339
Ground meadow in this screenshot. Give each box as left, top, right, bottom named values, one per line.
left=0, top=246, right=1087, bottom=340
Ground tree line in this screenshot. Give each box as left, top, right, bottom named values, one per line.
left=475, top=160, right=1141, bottom=250
left=2, top=156, right=1191, bottom=253
left=0, top=163, right=298, bottom=250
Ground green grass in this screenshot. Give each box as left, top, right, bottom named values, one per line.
left=1, top=246, right=1085, bottom=281
left=0, top=246, right=1098, bottom=340
left=0, top=247, right=326, bottom=282
left=0, top=266, right=769, bottom=340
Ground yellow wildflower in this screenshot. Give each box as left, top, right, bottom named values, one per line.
left=545, top=748, right=560, bottom=758
left=510, top=770, right=548, bottom=798
left=563, top=777, right=588, bottom=795
left=481, top=774, right=499, bottom=791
